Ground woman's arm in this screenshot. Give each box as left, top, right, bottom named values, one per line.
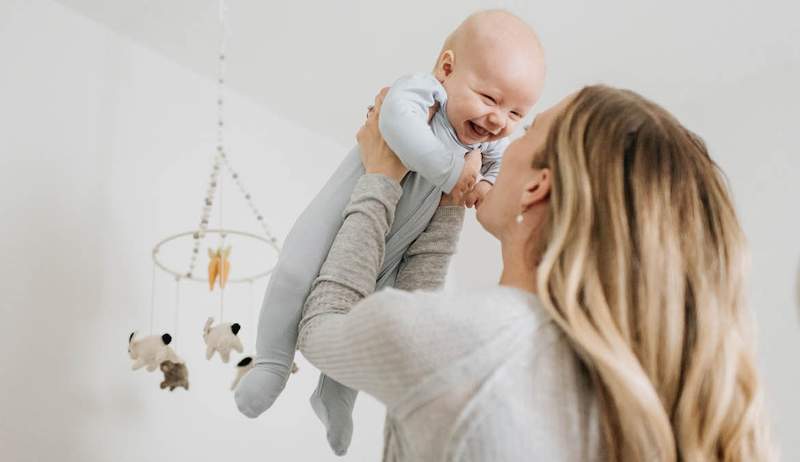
left=298, top=173, right=459, bottom=406
left=394, top=205, right=464, bottom=291
left=298, top=89, right=465, bottom=407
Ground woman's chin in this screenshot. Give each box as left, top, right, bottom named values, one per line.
left=475, top=204, right=498, bottom=239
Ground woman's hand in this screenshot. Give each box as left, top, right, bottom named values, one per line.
left=439, top=189, right=466, bottom=207
left=356, top=88, right=409, bottom=183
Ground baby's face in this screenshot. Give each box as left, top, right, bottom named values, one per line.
left=440, top=48, right=543, bottom=145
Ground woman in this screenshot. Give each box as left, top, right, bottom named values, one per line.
left=297, top=85, right=774, bottom=461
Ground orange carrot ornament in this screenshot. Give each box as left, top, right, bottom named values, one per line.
left=207, top=245, right=232, bottom=291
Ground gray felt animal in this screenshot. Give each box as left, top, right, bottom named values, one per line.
left=160, top=360, right=189, bottom=391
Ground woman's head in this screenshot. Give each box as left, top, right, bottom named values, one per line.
left=480, top=86, right=773, bottom=461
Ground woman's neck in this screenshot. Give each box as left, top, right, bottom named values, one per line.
left=499, top=239, right=537, bottom=294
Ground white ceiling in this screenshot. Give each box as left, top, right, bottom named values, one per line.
left=54, top=0, right=800, bottom=148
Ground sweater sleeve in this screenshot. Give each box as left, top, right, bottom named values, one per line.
left=394, top=206, right=464, bottom=291
left=379, top=73, right=465, bottom=193
left=297, top=175, right=463, bottom=407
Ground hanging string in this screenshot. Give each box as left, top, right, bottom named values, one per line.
left=249, top=280, right=255, bottom=347
left=174, top=277, right=181, bottom=354
left=219, top=138, right=225, bottom=322
left=219, top=276, right=225, bottom=322
left=150, top=259, right=156, bottom=335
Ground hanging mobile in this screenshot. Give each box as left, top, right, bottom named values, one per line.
left=133, top=0, right=282, bottom=391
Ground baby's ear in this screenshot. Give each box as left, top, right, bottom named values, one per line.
left=434, top=50, right=455, bottom=82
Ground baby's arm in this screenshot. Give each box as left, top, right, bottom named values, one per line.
left=464, top=138, right=510, bottom=208
left=478, top=137, right=509, bottom=185
left=379, top=74, right=472, bottom=194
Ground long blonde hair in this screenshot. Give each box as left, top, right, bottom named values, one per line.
left=533, top=86, right=774, bottom=461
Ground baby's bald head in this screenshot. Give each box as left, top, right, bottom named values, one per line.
left=440, top=10, right=543, bottom=71
left=433, top=10, right=545, bottom=145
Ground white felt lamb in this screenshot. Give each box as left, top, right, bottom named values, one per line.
left=128, top=331, right=182, bottom=372
left=230, top=356, right=255, bottom=390
left=203, top=317, right=243, bottom=363
left=231, top=356, right=299, bottom=391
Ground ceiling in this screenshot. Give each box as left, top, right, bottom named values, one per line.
left=54, top=0, right=800, bottom=147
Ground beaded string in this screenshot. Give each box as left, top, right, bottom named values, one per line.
left=217, top=0, right=228, bottom=323
left=183, top=0, right=280, bottom=283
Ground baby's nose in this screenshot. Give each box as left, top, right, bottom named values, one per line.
left=486, top=112, right=506, bottom=134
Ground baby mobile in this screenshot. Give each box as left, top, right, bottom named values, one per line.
left=127, top=0, right=296, bottom=392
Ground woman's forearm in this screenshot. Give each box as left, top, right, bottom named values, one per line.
left=394, top=206, right=465, bottom=291
left=298, top=174, right=401, bottom=333
left=297, top=174, right=468, bottom=407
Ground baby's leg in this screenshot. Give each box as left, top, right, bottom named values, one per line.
left=309, top=175, right=441, bottom=455
left=234, top=148, right=365, bottom=418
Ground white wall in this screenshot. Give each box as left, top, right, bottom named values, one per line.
left=1, top=0, right=798, bottom=461
left=0, top=1, right=385, bottom=461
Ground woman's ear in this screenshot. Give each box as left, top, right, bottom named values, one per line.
left=434, top=50, right=455, bottom=82
left=520, top=169, right=551, bottom=212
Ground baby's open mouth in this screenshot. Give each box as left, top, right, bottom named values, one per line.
left=469, top=120, right=489, bottom=139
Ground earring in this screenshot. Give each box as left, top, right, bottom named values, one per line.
left=516, top=214, right=524, bottom=224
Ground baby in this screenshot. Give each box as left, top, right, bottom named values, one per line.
left=235, top=9, right=545, bottom=455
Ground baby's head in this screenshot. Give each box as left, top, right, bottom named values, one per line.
left=434, top=10, right=545, bottom=145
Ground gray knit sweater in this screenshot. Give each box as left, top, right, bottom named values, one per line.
left=298, top=174, right=601, bottom=461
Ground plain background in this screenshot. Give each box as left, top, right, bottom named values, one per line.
left=1, top=0, right=798, bottom=460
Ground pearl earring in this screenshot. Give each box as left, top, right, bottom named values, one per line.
left=516, top=214, right=524, bottom=224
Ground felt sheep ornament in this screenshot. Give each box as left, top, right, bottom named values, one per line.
left=128, top=331, right=182, bottom=372
left=230, top=356, right=299, bottom=391
left=160, top=360, right=189, bottom=391
left=202, top=317, right=243, bottom=363
left=230, top=356, right=254, bottom=391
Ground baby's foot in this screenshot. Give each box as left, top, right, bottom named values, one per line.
left=309, top=375, right=357, bottom=456
left=234, top=360, right=291, bottom=418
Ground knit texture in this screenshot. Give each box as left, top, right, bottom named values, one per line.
left=298, top=174, right=602, bottom=461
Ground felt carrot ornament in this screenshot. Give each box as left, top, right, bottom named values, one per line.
left=207, top=245, right=232, bottom=291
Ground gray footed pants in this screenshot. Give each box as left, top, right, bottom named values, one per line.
left=234, top=146, right=441, bottom=453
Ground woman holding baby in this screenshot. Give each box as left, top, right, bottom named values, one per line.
left=293, top=11, right=774, bottom=462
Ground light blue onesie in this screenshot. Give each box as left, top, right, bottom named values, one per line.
left=234, top=73, right=509, bottom=455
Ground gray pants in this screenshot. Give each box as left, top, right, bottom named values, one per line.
left=234, top=146, right=441, bottom=449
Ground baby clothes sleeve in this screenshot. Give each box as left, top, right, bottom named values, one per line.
left=379, top=73, right=465, bottom=194
left=478, top=137, right=509, bottom=185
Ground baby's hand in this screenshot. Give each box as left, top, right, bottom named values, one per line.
left=454, top=149, right=482, bottom=198
left=464, top=180, right=492, bottom=209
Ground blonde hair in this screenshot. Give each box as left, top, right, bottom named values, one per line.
left=533, top=85, right=774, bottom=461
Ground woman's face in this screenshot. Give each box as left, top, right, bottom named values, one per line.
left=476, top=95, right=572, bottom=239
